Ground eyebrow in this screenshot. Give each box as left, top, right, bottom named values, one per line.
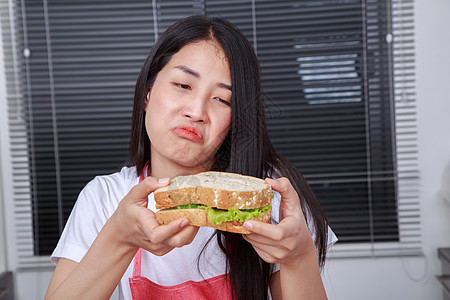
left=175, top=65, right=200, bottom=78
left=175, top=65, right=232, bottom=91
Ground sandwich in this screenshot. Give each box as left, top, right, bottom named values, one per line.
left=154, top=171, right=273, bottom=234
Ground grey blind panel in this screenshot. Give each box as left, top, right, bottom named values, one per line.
left=206, top=0, right=419, bottom=257
left=254, top=1, right=396, bottom=246
left=20, top=0, right=157, bottom=256
left=1, top=0, right=53, bottom=269
left=389, top=0, right=420, bottom=256
left=156, top=0, right=204, bottom=34
left=206, top=0, right=255, bottom=45
left=4, top=0, right=206, bottom=260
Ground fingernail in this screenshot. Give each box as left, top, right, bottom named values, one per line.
left=265, top=178, right=275, bottom=184
left=180, top=220, right=189, bottom=228
left=158, top=177, right=169, bottom=184
left=243, top=221, right=253, bottom=230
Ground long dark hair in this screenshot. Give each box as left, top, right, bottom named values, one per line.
left=127, top=15, right=329, bottom=300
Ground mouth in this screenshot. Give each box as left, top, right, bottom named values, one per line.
left=173, top=125, right=203, bottom=143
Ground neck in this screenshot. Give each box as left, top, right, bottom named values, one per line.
left=149, top=154, right=213, bottom=179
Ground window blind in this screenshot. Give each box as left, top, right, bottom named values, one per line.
left=0, top=0, right=202, bottom=268
left=257, top=1, right=398, bottom=246
left=389, top=0, right=420, bottom=256
left=0, top=0, right=419, bottom=269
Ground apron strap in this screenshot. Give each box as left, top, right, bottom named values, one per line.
left=132, top=248, right=142, bottom=277
left=132, top=161, right=149, bottom=278
left=139, top=161, right=150, bottom=182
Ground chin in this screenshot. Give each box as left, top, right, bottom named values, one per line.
left=172, top=153, right=214, bottom=170
left=179, top=158, right=213, bottom=170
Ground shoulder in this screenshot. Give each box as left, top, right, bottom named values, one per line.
left=51, top=166, right=139, bottom=264
left=267, top=173, right=338, bottom=248
left=77, top=166, right=139, bottom=214
left=85, top=166, right=138, bottom=195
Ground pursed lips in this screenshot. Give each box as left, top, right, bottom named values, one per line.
left=172, top=125, right=204, bottom=142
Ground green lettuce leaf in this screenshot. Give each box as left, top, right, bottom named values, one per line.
left=167, top=204, right=272, bottom=225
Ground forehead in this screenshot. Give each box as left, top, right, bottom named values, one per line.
left=169, top=40, right=229, bottom=68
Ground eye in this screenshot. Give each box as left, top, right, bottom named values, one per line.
left=214, top=97, right=231, bottom=106
left=174, top=82, right=191, bottom=90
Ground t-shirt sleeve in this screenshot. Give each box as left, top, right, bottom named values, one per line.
left=270, top=190, right=338, bottom=248
left=50, top=177, right=113, bottom=264
left=269, top=191, right=337, bottom=275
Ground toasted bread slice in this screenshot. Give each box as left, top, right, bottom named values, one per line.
left=154, top=171, right=272, bottom=210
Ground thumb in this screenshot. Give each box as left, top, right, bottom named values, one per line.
left=129, top=176, right=171, bottom=202
left=265, top=177, right=301, bottom=218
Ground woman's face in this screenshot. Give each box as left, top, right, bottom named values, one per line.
left=145, top=40, right=232, bottom=173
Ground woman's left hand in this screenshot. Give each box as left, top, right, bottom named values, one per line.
left=242, top=177, right=317, bottom=266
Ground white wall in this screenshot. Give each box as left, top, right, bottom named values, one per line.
left=1, top=0, right=450, bottom=299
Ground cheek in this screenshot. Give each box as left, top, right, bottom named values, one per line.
left=224, top=110, right=232, bottom=129
left=144, top=110, right=154, bottom=142
left=215, top=111, right=232, bottom=139
left=145, top=89, right=171, bottom=129
left=144, top=102, right=162, bottom=142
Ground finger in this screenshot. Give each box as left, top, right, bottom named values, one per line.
left=265, top=177, right=299, bottom=206
left=243, top=231, right=276, bottom=247
left=243, top=239, right=281, bottom=264
left=265, top=177, right=302, bottom=219
left=143, top=217, right=190, bottom=245
left=243, top=217, right=297, bottom=242
left=129, top=176, right=171, bottom=202
left=243, top=220, right=286, bottom=241
left=164, top=225, right=199, bottom=248
left=141, top=224, right=199, bottom=256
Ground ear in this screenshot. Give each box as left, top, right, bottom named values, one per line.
left=144, top=91, right=150, bottom=109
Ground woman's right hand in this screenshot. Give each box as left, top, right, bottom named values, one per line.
left=108, top=176, right=199, bottom=256
left=45, top=176, right=197, bottom=300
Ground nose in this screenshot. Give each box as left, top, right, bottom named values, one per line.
left=181, top=93, right=209, bottom=123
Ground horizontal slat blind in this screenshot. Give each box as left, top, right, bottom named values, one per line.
left=27, top=0, right=156, bottom=257
left=206, top=0, right=419, bottom=257
left=1, top=0, right=50, bottom=269
left=206, top=0, right=256, bottom=46
left=389, top=0, right=420, bottom=256
left=156, top=0, right=203, bottom=35
left=0, top=0, right=419, bottom=268
left=258, top=1, right=393, bottom=246
left=331, top=0, right=420, bottom=257
left=1, top=0, right=201, bottom=268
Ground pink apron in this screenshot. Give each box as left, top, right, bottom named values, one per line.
left=128, top=164, right=232, bottom=299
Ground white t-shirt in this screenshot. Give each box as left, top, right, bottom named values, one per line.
left=51, top=166, right=337, bottom=299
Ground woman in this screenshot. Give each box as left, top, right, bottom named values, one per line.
left=46, top=15, right=336, bottom=300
